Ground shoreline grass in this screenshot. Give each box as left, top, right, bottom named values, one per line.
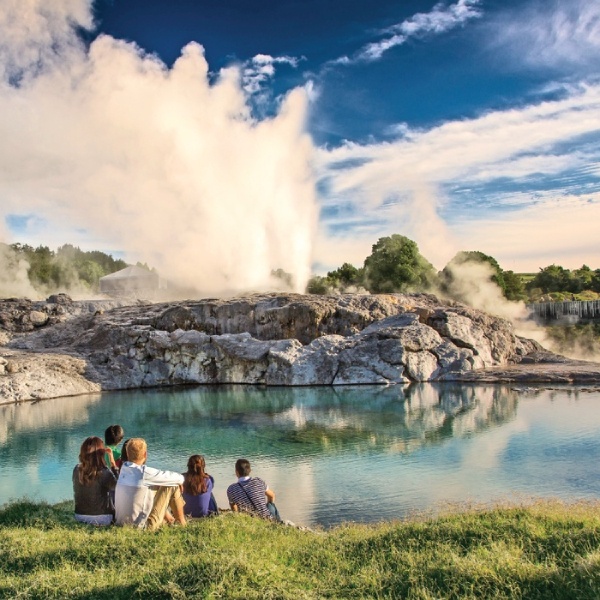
left=1, top=499, right=600, bottom=599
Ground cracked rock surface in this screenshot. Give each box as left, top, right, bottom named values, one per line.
left=1, top=292, right=598, bottom=404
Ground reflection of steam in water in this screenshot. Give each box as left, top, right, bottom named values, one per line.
left=0, top=385, right=519, bottom=460
left=269, top=384, right=519, bottom=455
left=0, top=393, right=102, bottom=445
left=2, top=384, right=599, bottom=525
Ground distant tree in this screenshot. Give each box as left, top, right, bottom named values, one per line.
left=502, top=270, right=527, bottom=302
left=528, top=265, right=573, bottom=294
left=9, top=242, right=130, bottom=293
left=363, top=235, right=436, bottom=293
left=327, top=263, right=364, bottom=288
left=271, top=268, right=294, bottom=289
left=12, top=244, right=59, bottom=286
left=306, top=275, right=332, bottom=294
left=441, top=251, right=506, bottom=294
left=592, top=269, right=600, bottom=293
left=78, top=260, right=105, bottom=287
left=572, top=265, right=594, bottom=293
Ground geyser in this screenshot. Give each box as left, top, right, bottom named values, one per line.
left=0, top=1, right=318, bottom=298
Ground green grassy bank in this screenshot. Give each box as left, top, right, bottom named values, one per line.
left=1, top=500, right=600, bottom=599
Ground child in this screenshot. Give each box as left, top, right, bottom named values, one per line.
left=104, top=425, right=124, bottom=467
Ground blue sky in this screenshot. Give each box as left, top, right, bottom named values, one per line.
left=0, top=0, right=599, bottom=294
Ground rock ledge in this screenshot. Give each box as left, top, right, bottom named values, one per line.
left=1, top=293, right=598, bottom=404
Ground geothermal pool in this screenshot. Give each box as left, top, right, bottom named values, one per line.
left=1, top=383, right=599, bottom=526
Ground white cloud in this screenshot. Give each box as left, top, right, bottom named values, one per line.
left=242, top=53, right=303, bottom=95
left=316, top=83, right=600, bottom=270
left=0, top=6, right=318, bottom=297
left=490, top=0, right=600, bottom=71
left=335, top=0, right=482, bottom=65
left=453, top=193, right=600, bottom=271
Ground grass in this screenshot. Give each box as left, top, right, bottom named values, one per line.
left=1, top=499, right=600, bottom=599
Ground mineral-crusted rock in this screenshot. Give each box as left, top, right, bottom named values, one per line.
left=1, top=292, right=598, bottom=403
left=267, top=337, right=342, bottom=386
left=334, top=336, right=407, bottom=385
left=0, top=295, right=131, bottom=334
left=404, top=350, right=440, bottom=381
left=29, top=311, right=49, bottom=327
left=0, top=351, right=100, bottom=404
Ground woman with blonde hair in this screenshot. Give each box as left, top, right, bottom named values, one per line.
left=182, top=454, right=218, bottom=517
left=72, top=436, right=118, bottom=526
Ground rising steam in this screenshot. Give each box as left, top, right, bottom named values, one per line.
left=0, top=0, right=318, bottom=298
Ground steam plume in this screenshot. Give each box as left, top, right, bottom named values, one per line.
left=0, top=1, right=318, bottom=297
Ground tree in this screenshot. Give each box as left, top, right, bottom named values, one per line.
left=78, top=260, right=105, bottom=287
left=363, top=235, right=436, bottom=293
left=527, top=265, right=572, bottom=294
left=441, top=251, right=506, bottom=294
left=7, top=242, right=131, bottom=293
left=327, top=263, right=364, bottom=288
left=306, top=275, right=331, bottom=294
left=502, top=270, right=527, bottom=302
left=572, top=265, right=594, bottom=293
left=271, top=268, right=294, bottom=289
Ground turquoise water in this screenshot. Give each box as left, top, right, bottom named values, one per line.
left=1, top=384, right=599, bottom=526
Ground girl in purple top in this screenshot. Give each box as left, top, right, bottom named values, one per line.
left=182, top=455, right=218, bottom=517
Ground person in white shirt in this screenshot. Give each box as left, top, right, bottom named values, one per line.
left=114, top=438, right=186, bottom=530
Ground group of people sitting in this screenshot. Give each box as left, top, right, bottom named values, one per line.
left=72, top=424, right=281, bottom=529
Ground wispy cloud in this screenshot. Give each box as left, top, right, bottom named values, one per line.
left=330, top=0, right=482, bottom=66
left=316, top=83, right=600, bottom=270
left=242, top=53, right=303, bottom=95
left=490, top=0, right=600, bottom=71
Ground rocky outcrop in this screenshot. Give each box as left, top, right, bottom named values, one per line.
left=0, top=351, right=100, bottom=403
left=1, top=292, right=598, bottom=404
left=0, top=294, right=132, bottom=336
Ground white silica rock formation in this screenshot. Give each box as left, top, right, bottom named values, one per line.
left=0, top=292, right=569, bottom=403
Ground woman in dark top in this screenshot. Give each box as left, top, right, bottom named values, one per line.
left=182, top=454, right=218, bottom=518
left=72, top=436, right=118, bottom=526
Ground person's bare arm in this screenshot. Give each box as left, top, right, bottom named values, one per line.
left=105, top=447, right=116, bottom=468
left=265, top=488, right=275, bottom=503
left=230, top=502, right=239, bottom=512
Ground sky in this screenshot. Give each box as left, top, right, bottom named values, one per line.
left=1, top=0, right=599, bottom=296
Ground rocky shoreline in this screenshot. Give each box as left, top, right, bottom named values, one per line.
left=1, top=293, right=599, bottom=404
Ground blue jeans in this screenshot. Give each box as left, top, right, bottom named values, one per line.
left=267, top=502, right=282, bottom=522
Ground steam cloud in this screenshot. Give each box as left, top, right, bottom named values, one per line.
left=0, top=0, right=318, bottom=297
left=0, top=244, right=39, bottom=299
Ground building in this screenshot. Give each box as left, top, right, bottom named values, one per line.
left=99, top=265, right=166, bottom=298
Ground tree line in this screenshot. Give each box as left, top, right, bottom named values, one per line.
left=4, top=235, right=598, bottom=302
left=3, top=243, right=128, bottom=292
left=307, top=234, right=600, bottom=303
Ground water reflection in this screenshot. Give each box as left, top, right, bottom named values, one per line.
left=0, top=384, right=518, bottom=460
left=1, top=384, right=599, bottom=526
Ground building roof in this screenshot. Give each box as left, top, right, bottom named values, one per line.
left=99, top=265, right=158, bottom=281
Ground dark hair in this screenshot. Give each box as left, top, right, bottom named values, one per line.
left=235, top=458, right=251, bottom=477
left=183, top=455, right=210, bottom=495
left=120, top=439, right=132, bottom=463
left=104, top=425, right=124, bottom=446
left=78, top=436, right=107, bottom=485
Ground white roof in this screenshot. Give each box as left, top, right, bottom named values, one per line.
left=99, top=265, right=158, bottom=281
